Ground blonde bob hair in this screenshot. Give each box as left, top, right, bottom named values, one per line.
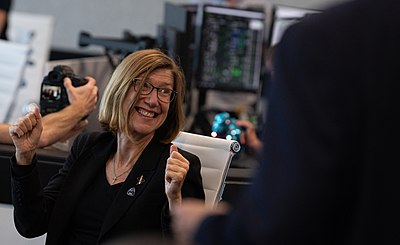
left=98, top=49, right=185, bottom=143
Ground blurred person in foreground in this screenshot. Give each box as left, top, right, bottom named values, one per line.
left=9, top=49, right=205, bottom=244
left=0, top=0, right=11, bottom=40
left=173, top=0, right=400, bottom=244
left=0, top=77, right=98, bottom=147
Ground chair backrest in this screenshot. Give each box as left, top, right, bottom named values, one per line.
left=172, top=131, right=241, bottom=208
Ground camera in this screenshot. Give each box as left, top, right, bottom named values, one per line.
left=40, top=65, right=88, bottom=116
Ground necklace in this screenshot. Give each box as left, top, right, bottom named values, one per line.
left=112, top=156, right=134, bottom=184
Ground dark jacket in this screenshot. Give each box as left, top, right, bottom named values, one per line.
left=11, top=131, right=205, bottom=244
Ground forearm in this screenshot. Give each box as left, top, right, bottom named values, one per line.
left=0, top=10, right=7, bottom=34
left=248, top=136, right=263, bottom=154
left=168, top=195, right=182, bottom=214
left=39, top=104, right=87, bottom=147
left=0, top=108, right=85, bottom=148
left=0, top=123, right=13, bottom=144
left=11, top=156, right=49, bottom=237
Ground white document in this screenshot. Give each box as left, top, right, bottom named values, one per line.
left=0, top=40, right=30, bottom=123
left=5, top=12, right=54, bottom=124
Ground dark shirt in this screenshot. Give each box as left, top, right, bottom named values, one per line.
left=0, top=0, right=12, bottom=40
left=69, top=168, right=122, bottom=244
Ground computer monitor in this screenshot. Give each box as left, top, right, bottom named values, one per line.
left=162, top=3, right=197, bottom=83
left=268, top=4, right=320, bottom=47
left=195, top=5, right=265, bottom=92
left=160, top=3, right=199, bottom=116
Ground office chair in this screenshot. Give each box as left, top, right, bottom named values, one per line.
left=172, top=131, right=241, bottom=208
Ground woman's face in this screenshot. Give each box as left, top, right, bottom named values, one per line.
left=123, top=69, right=174, bottom=138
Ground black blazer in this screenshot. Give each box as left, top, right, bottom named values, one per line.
left=195, top=0, right=400, bottom=244
left=11, top=131, right=204, bottom=244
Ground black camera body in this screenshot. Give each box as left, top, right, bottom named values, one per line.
left=40, top=65, right=87, bottom=116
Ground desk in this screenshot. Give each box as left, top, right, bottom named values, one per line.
left=0, top=143, right=254, bottom=204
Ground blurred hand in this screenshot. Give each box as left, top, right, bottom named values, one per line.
left=235, top=119, right=263, bottom=154
left=9, top=106, right=42, bottom=165
left=165, top=144, right=190, bottom=211
left=64, top=76, right=98, bottom=116
left=173, top=199, right=230, bottom=245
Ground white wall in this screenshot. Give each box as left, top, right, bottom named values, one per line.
left=12, top=0, right=188, bottom=54
left=11, top=0, right=349, bottom=53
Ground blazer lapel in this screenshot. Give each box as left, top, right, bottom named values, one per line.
left=98, top=139, right=170, bottom=239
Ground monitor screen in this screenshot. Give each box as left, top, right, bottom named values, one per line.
left=195, top=5, right=265, bottom=92
left=162, top=3, right=198, bottom=83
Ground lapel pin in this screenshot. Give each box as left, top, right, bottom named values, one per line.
left=126, top=187, right=136, bottom=196
left=136, top=175, right=145, bottom=185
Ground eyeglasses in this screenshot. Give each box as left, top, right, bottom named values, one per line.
left=132, top=79, right=177, bottom=103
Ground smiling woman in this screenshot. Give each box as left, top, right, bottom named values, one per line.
left=122, top=69, right=174, bottom=142
left=99, top=49, right=186, bottom=144
left=9, top=49, right=205, bottom=244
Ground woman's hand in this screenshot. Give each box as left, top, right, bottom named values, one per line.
left=9, top=106, right=42, bottom=165
left=165, top=144, right=190, bottom=212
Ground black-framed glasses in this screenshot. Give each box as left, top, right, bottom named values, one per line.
left=132, top=79, right=177, bottom=103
